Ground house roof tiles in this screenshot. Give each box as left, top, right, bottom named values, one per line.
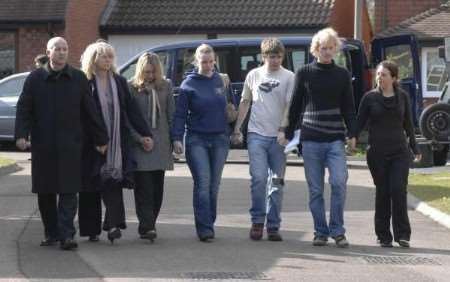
left=101, top=0, right=335, bottom=31
left=376, top=2, right=450, bottom=40
left=0, top=0, right=67, bottom=23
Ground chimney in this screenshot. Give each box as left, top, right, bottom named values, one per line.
left=64, top=0, right=109, bottom=67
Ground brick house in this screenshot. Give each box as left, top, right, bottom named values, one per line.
left=0, top=0, right=107, bottom=77
left=376, top=1, right=450, bottom=101
left=374, top=0, right=445, bottom=33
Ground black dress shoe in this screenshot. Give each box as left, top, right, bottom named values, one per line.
left=60, top=238, right=78, bottom=250
left=88, top=235, right=100, bottom=242
left=140, top=230, right=157, bottom=242
left=40, top=237, right=59, bottom=246
left=107, top=228, right=122, bottom=244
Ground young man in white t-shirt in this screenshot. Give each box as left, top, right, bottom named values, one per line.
left=232, top=38, right=294, bottom=241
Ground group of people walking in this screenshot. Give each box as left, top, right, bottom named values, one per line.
left=14, top=26, right=420, bottom=251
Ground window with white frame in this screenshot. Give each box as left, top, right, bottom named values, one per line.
left=421, top=47, right=449, bottom=98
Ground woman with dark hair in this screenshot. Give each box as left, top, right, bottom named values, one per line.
left=350, top=60, right=421, bottom=248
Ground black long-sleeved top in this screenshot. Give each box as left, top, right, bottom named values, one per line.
left=285, top=61, right=356, bottom=142
left=354, top=88, right=418, bottom=154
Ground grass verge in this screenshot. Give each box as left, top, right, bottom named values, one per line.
left=0, top=157, right=15, bottom=168
left=409, top=172, right=450, bottom=214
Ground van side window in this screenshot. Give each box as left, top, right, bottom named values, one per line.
left=384, top=45, right=414, bottom=80
left=175, top=48, right=196, bottom=85
left=238, top=47, right=262, bottom=81
left=289, top=49, right=306, bottom=72
left=156, top=51, right=170, bottom=77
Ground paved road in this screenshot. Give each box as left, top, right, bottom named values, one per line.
left=0, top=151, right=449, bottom=282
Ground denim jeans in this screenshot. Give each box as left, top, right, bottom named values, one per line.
left=247, top=132, right=286, bottom=230
left=185, top=132, right=229, bottom=238
left=302, top=140, right=348, bottom=238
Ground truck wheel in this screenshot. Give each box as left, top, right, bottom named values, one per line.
left=433, top=144, right=449, bottom=166
left=412, top=143, right=434, bottom=168
left=419, top=103, right=450, bottom=141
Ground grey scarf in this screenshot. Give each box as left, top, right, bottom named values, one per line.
left=97, top=74, right=122, bottom=182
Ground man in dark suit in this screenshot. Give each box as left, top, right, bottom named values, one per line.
left=15, top=37, right=108, bottom=250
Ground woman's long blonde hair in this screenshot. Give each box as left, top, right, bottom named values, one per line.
left=131, top=52, right=164, bottom=92
left=80, top=41, right=118, bottom=80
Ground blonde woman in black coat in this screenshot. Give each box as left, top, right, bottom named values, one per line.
left=78, top=41, right=152, bottom=244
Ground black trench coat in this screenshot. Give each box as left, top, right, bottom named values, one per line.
left=81, top=74, right=152, bottom=191
left=15, top=64, right=108, bottom=194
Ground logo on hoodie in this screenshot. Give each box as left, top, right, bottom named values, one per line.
left=258, top=79, right=280, bottom=93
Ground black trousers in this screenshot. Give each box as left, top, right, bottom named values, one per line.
left=78, top=186, right=126, bottom=237
left=37, top=193, right=77, bottom=241
left=133, top=170, right=165, bottom=234
left=367, top=147, right=411, bottom=243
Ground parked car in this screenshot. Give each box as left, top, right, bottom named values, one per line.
left=0, top=72, right=29, bottom=143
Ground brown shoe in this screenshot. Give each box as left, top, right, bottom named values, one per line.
left=249, top=223, right=264, bottom=240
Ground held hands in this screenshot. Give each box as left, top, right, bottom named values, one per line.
left=231, top=131, right=243, bottom=146
left=277, top=131, right=288, bottom=146
left=346, top=137, right=357, bottom=155
left=96, top=144, right=108, bottom=155
left=16, top=138, right=30, bottom=151
left=141, top=136, right=154, bottom=152
left=173, top=141, right=184, bottom=155
left=413, top=154, right=422, bottom=163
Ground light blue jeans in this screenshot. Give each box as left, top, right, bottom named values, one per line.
left=185, top=132, right=229, bottom=238
left=302, top=140, right=348, bottom=238
left=247, top=132, right=286, bottom=230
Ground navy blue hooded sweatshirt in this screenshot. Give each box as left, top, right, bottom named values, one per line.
left=171, top=71, right=228, bottom=141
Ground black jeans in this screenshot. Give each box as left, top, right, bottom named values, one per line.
left=367, top=147, right=411, bottom=243
left=78, top=186, right=126, bottom=237
left=37, top=193, right=77, bottom=241
left=133, top=170, right=165, bottom=234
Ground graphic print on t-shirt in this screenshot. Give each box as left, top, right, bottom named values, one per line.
left=258, top=79, right=280, bottom=93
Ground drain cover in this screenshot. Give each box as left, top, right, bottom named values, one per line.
left=362, top=256, right=441, bottom=265
left=180, top=272, right=270, bottom=280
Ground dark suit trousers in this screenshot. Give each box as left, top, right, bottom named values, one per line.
left=78, top=186, right=126, bottom=236
left=133, top=170, right=165, bottom=234
left=367, top=148, right=411, bottom=243
left=37, top=193, right=77, bottom=241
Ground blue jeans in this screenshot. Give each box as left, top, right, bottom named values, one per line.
left=247, top=132, right=286, bottom=230
left=302, top=140, right=348, bottom=238
left=185, top=132, right=229, bottom=238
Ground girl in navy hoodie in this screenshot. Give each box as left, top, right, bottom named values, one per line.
left=171, top=44, right=229, bottom=242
